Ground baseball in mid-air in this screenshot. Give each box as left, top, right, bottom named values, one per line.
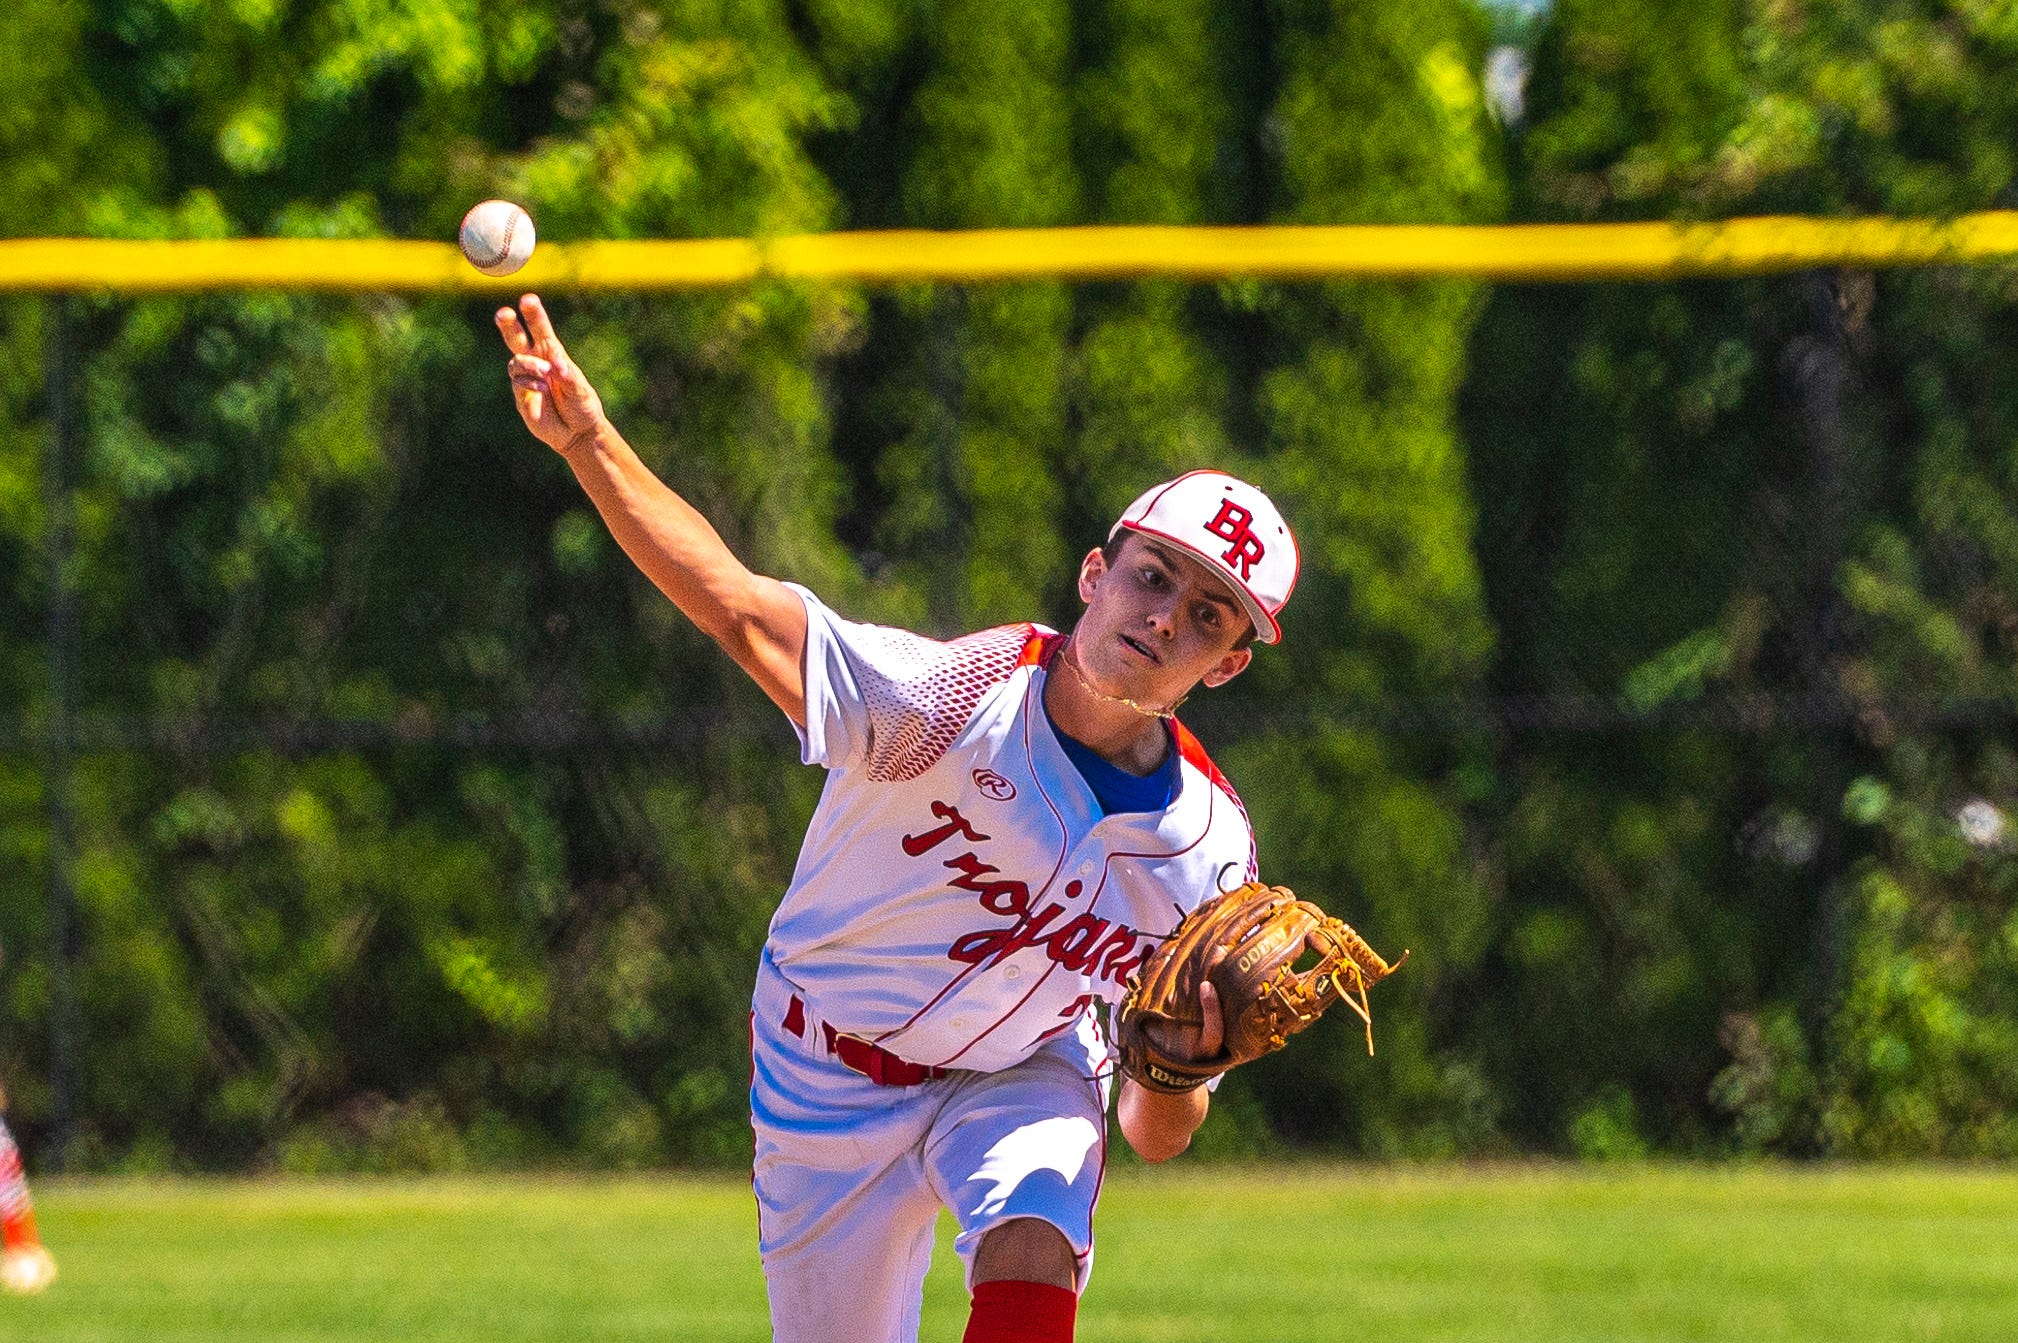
left=459, top=199, right=536, bottom=277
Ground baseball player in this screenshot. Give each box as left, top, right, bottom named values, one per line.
left=0, top=947, right=55, bottom=1297
left=497, top=295, right=1297, bottom=1343
left=0, top=1095, right=54, bottom=1296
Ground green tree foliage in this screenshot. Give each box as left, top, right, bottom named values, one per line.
left=1471, top=0, right=2018, bottom=1154
left=33, top=0, right=2018, bottom=1168
left=1230, top=0, right=1506, bottom=1156
left=0, top=0, right=1512, bottom=1169
left=2, top=0, right=850, bottom=1167
left=1069, top=0, right=1241, bottom=523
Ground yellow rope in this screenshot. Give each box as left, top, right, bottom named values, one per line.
left=6, top=213, right=2018, bottom=293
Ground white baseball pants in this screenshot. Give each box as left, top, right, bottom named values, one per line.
left=749, top=954, right=1112, bottom=1343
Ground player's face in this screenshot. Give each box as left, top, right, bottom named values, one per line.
left=1074, top=534, right=1254, bottom=701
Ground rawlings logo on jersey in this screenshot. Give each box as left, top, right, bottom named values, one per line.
left=902, top=800, right=1155, bottom=988
left=972, top=768, right=1018, bottom=801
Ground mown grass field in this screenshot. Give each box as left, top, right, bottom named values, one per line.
left=3, top=1164, right=2014, bottom=1341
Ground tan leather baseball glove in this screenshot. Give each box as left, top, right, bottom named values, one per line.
left=1113, top=882, right=1408, bottom=1095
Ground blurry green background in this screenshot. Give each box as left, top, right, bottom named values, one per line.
left=3, top=0, right=2018, bottom=1173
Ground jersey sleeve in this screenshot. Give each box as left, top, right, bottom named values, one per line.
left=786, top=583, right=1048, bottom=780
left=788, top=583, right=869, bottom=770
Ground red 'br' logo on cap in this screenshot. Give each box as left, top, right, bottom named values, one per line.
left=1204, top=501, right=1266, bottom=580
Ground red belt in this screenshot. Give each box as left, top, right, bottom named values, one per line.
left=783, top=995, right=949, bottom=1087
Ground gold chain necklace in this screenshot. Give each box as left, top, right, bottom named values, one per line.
left=1056, top=637, right=1188, bottom=719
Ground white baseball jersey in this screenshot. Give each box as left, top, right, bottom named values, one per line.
left=767, top=584, right=1259, bottom=1075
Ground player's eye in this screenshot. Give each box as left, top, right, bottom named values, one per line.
left=1139, top=566, right=1164, bottom=587
left=1195, top=604, right=1220, bottom=629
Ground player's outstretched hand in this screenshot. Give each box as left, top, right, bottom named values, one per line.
left=496, top=294, right=607, bottom=456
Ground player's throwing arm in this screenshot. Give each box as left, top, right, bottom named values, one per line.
left=495, top=295, right=809, bottom=724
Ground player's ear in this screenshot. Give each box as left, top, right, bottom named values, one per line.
left=1077, top=547, right=1108, bottom=603
left=1201, top=647, right=1252, bottom=689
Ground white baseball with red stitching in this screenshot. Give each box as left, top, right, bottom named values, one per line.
left=459, top=200, right=536, bottom=277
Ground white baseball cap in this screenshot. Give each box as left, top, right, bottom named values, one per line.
left=1109, top=470, right=1299, bottom=644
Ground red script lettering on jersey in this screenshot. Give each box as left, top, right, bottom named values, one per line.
left=903, top=798, right=1156, bottom=989
left=901, top=800, right=991, bottom=856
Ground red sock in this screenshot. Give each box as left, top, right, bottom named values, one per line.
left=961, top=1279, right=1078, bottom=1343
left=0, top=1127, right=38, bottom=1251
left=2, top=1208, right=37, bottom=1252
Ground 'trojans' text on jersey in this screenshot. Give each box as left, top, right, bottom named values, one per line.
left=904, top=800, right=1156, bottom=986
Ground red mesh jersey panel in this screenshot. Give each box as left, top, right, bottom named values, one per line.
left=858, top=623, right=1044, bottom=782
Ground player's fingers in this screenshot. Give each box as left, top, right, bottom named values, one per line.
left=504, top=357, right=547, bottom=422
left=519, top=293, right=570, bottom=362
left=495, top=307, right=533, bottom=355
left=1198, top=980, right=1224, bottom=1056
